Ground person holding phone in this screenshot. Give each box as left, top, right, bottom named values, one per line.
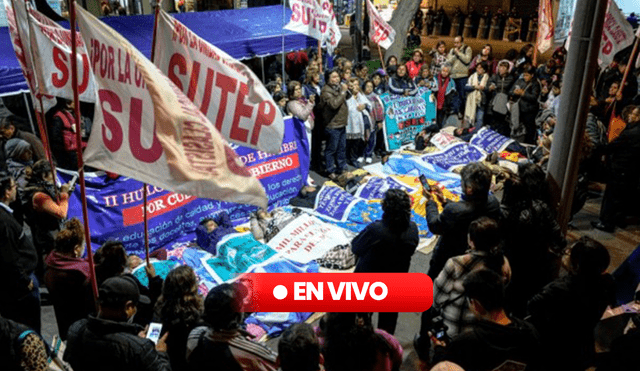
left=65, top=276, right=171, bottom=371
left=422, top=162, right=502, bottom=279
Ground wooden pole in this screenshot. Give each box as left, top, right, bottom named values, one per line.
left=378, top=44, right=385, bottom=69
left=69, top=0, right=99, bottom=302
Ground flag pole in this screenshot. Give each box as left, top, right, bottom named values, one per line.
left=143, top=0, right=162, bottom=266
left=18, top=1, right=59, bottom=200
left=607, top=33, right=640, bottom=139
left=69, top=0, right=99, bottom=303
left=282, top=0, right=286, bottom=90
left=378, top=44, right=385, bottom=69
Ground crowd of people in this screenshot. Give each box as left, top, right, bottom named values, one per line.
left=1, top=11, right=640, bottom=371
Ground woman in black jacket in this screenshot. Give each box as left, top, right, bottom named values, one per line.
left=351, top=189, right=419, bottom=334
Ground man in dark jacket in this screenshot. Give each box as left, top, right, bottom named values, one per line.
left=0, top=115, right=46, bottom=161
left=65, top=276, right=171, bottom=371
left=0, top=173, right=40, bottom=333
left=186, top=283, right=277, bottom=371
left=436, top=270, right=541, bottom=371
left=509, top=66, right=541, bottom=144
left=592, top=105, right=640, bottom=232
left=424, top=162, right=502, bottom=278
left=320, top=68, right=349, bottom=180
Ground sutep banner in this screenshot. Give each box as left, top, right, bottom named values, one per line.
left=380, top=88, right=437, bottom=151
left=63, top=117, right=309, bottom=256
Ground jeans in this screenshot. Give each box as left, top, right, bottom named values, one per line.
left=475, top=106, right=485, bottom=128
left=453, top=77, right=468, bottom=114
left=324, top=127, right=346, bottom=174
left=364, top=127, right=376, bottom=158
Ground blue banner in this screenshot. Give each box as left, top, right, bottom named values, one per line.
left=203, top=233, right=278, bottom=283
left=64, top=118, right=309, bottom=256
left=420, top=143, right=486, bottom=171
left=380, top=87, right=437, bottom=151
left=469, top=127, right=515, bottom=154
left=382, top=154, right=462, bottom=194
left=355, top=176, right=417, bottom=200
left=313, top=185, right=360, bottom=222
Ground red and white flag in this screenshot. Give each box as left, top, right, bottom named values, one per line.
left=537, top=0, right=554, bottom=54
left=319, top=0, right=341, bottom=54
left=598, top=0, right=634, bottom=67
left=285, top=0, right=332, bottom=41
left=28, top=10, right=97, bottom=103
left=366, top=0, right=395, bottom=49
left=3, top=0, right=56, bottom=112
left=75, top=5, right=267, bottom=208
left=154, top=10, right=283, bottom=154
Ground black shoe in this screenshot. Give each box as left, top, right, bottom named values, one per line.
left=591, top=221, right=614, bottom=233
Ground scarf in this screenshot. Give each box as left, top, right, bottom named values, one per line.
left=346, top=93, right=370, bottom=140
left=437, top=74, right=451, bottom=110
left=464, top=72, right=489, bottom=124
left=44, top=250, right=91, bottom=281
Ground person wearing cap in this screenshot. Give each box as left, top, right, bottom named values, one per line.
left=186, top=283, right=278, bottom=371
left=64, top=276, right=171, bottom=371
left=4, top=138, right=33, bottom=190
left=406, top=48, right=425, bottom=80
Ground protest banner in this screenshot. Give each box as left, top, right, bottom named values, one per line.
left=354, top=176, right=416, bottom=200
left=366, top=0, right=395, bottom=49
left=28, top=12, right=96, bottom=103
left=203, top=233, right=278, bottom=283
left=267, top=213, right=351, bottom=264
left=537, top=0, right=554, bottom=54
left=75, top=6, right=267, bottom=208
left=154, top=10, right=284, bottom=154
left=61, top=117, right=308, bottom=256
left=285, top=0, right=332, bottom=41
left=313, top=185, right=361, bottom=222
left=380, top=88, right=437, bottom=151
left=598, top=0, right=634, bottom=68
left=430, top=131, right=463, bottom=150
left=319, top=0, right=341, bottom=53
left=555, top=0, right=576, bottom=43
left=3, top=0, right=56, bottom=112
left=469, top=127, right=515, bottom=154
left=421, top=142, right=486, bottom=172
left=382, top=154, right=462, bottom=194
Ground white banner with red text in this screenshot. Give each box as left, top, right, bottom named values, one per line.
left=3, top=0, right=56, bottom=111
left=153, top=10, right=284, bottom=154
left=598, top=0, right=635, bottom=68
left=366, top=0, right=395, bottom=49
left=28, top=11, right=97, bottom=103
left=75, top=5, right=267, bottom=208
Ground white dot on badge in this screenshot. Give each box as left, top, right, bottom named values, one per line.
left=273, top=285, right=288, bottom=300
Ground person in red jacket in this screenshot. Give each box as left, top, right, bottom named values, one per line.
left=406, top=48, right=425, bottom=80
left=47, top=98, right=88, bottom=171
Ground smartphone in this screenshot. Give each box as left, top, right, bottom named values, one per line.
left=419, top=174, right=431, bottom=192
left=146, top=322, right=163, bottom=344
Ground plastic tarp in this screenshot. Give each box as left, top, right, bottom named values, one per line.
left=0, top=5, right=314, bottom=96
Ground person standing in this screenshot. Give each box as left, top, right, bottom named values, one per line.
left=320, top=68, right=349, bottom=180
left=446, top=36, right=473, bottom=115
left=592, top=105, right=640, bottom=232
left=509, top=66, right=541, bottom=144
left=351, top=189, right=419, bottom=334
left=0, top=173, right=41, bottom=333
left=406, top=48, right=425, bottom=80
left=287, top=80, right=316, bottom=186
